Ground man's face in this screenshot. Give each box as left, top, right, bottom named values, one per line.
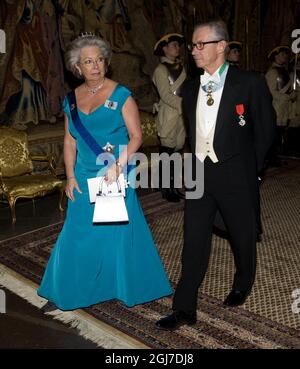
left=227, top=48, right=240, bottom=62
left=275, top=50, right=289, bottom=65
left=163, top=41, right=181, bottom=59
left=191, top=26, right=223, bottom=69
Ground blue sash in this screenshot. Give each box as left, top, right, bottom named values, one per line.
left=67, top=90, right=106, bottom=157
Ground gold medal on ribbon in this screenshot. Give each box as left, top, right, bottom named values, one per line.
left=207, top=96, right=214, bottom=106
left=206, top=82, right=214, bottom=106
left=206, top=91, right=214, bottom=106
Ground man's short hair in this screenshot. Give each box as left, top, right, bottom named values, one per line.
left=194, top=19, right=229, bottom=42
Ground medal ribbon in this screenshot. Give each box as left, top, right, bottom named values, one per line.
left=201, top=61, right=229, bottom=93
left=236, top=104, right=245, bottom=115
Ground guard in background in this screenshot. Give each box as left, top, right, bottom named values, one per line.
left=287, top=54, right=300, bottom=156
left=153, top=33, right=186, bottom=202
left=265, top=45, right=295, bottom=165
left=226, top=41, right=242, bottom=67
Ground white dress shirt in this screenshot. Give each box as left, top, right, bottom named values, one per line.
left=196, top=64, right=228, bottom=137
left=195, top=64, right=229, bottom=162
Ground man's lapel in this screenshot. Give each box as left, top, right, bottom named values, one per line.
left=189, top=77, right=200, bottom=152
left=214, top=66, right=241, bottom=140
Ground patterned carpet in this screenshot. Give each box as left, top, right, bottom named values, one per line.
left=0, top=160, right=300, bottom=348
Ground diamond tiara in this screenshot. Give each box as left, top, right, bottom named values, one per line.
left=74, top=32, right=96, bottom=41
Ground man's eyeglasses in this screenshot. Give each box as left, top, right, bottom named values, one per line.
left=80, top=56, right=105, bottom=67
left=187, top=40, right=223, bottom=52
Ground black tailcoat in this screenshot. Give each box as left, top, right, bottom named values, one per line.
left=172, top=66, right=276, bottom=311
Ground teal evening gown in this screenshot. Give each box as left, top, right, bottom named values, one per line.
left=37, top=85, right=172, bottom=310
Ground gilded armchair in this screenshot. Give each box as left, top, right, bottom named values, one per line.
left=0, top=127, right=64, bottom=224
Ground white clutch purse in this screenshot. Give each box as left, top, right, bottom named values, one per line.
left=87, top=174, right=129, bottom=223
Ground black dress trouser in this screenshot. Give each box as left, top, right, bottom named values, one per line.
left=172, top=155, right=257, bottom=312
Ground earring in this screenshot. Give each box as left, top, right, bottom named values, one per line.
left=75, top=67, right=82, bottom=77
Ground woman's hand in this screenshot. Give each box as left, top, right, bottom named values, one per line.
left=65, top=177, right=82, bottom=201
left=105, top=163, right=122, bottom=185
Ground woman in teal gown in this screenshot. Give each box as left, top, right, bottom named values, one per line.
left=37, top=34, right=172, bottom=311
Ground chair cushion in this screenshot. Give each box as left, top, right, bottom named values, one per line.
left=0, top=128, right=33, bottom=177
left=2, top=174, right=63, bottom=198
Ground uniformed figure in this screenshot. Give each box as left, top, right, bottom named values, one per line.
left=153, top=33, right=187, bottom=202
left=286, top=54, right=300, bottom=156
left=226, top=41, right=242, bottom=67
left=289, top=54, right=300, bottom=128
left=265, top=45, right=295, bottom=164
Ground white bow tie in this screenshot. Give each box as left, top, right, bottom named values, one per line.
left=201, top=72, right=220, bottom=86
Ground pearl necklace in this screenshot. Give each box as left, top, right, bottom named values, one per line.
left=85, top=78, right=105, bottom=94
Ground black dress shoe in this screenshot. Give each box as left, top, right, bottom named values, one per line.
left=173, top=188, right=185, bottom=199
left=155, top=311, right=197, bottom=331
left=161, top=190, right=181, bottom=203
left=41, top=301, right=58, bottom=313
left=223, top=290, right=249, bottom=306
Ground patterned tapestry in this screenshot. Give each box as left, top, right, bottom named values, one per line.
left=0, top=0, right=299, bottom=129
left=0, top=0, right=65, bottom=129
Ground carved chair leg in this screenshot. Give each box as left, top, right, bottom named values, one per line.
left=32, top=198, right=36, bottom=217
left=58, top=188, right=64, bottom=212
left=8, top=196, right=17, bottom=224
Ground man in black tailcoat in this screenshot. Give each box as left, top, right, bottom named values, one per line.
left=156, top=19, right=276, bottom=331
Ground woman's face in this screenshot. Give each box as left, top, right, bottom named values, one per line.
left=77, top=46, right=106, bottom=81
